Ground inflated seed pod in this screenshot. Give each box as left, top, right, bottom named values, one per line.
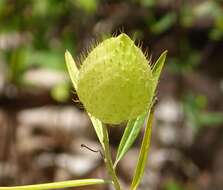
left=77, top=33, right=154, bottom=124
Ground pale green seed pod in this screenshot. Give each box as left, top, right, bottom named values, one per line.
left=77, top=33, right=153, bottom=124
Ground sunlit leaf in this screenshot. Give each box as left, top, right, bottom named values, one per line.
left=114, top=111, right=147, bottom=168
left=89, top=114, right=105, bottom=148
left=130, top=110, right=154, bottom=190
left=65, top=50, right=79, bottom=89
left=65, top=51, right=104, bottom=148
left=0, top=179, right=111, bottom=190
left=152, top=50, right=167, bottom=86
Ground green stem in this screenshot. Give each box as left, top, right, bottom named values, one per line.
left=0, top=179, right=110, bottom=190
left=102, top=124, right=122, bottom=190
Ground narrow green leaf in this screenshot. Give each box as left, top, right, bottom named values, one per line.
left=65, top=50, right=79, bottom=89
left=89, top=114, right=105, bottom=149
left=152, top=50, right=167, bottom=85
left=0, top=179, right=111, bottom=190
left=149, top=50, right=167, bottom=106
left=130, top=110, right=154, bottom=190
left=114, top=111, right=147, bottom=167
left=65, top=51, right=105, bottom=148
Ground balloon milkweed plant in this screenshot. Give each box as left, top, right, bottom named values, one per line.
left=0, top=33, right=167, bottom=190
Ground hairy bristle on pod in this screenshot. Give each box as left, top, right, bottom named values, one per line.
left=77, top=33, right=154, bottom=124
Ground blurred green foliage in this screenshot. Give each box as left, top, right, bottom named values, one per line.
left=51, top=82, right=70, bottom=102
left=0, top=0, right=222, bottom=105
left=179, top=1, right=223, bottom=40
left=164, top=180, right=185, bottom=190
left=139, top=0, right=155, bottom=8
left=72, top=0, right=99, bottom=14
left=0, top=0, right=79, bottom=100
left=0, top=2, right=222, bottom=190
left=150, top=12, right=176, bottom=35
left=168, top=47, right=201, bottom=74
left=183, top=94, right=223, bottom=131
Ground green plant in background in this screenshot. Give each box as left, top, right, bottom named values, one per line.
left=183, top=93, right=223, bottom=132
left=72, top=0, right=99, bottom=14
left=164, top=180, right=185, bottom=190
left=0, top=33, right=166, bottom=190
left=168, top=48, right=200, bottom=74
left=7, top=47, right=28, bottom=85
left=150, top=12, right=176, bottom=35
left=179, top=1, right=223, bottom=41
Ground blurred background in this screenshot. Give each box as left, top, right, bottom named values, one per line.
left=0, top=0, right=223, bottom=190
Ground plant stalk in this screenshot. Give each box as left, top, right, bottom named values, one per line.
left=102, top=124, right=122, bottom=190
